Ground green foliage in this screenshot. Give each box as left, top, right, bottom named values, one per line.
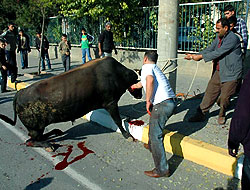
left=57, top=0, right=144, bottom=43
left=190, top=15, right=216, bottom=51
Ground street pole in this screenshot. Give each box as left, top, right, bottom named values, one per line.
left=157, top=0, right=179, bottom=93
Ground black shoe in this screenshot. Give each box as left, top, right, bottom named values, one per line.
left=188, top=109, right=206, bottom=122
left=41, top=68, right=45, bottom=71
left=22, top=66, right=25, bottom=69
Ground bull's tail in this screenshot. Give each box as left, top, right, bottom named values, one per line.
left=0, top=93, right=17, bottom=126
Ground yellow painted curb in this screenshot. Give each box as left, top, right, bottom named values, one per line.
left=141, top=125, right=236, bottom=176
left=7, top=79, right=30, bottom=91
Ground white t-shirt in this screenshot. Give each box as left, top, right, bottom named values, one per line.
left=141, top=63, right=175, bottom=105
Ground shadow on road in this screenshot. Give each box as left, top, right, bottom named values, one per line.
left=25, top=177, right=54, bottom=190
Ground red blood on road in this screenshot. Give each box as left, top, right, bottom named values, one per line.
left=52, top=141, right=94, bottom=170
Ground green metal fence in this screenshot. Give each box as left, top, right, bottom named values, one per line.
left=43, top=0, right=248, bottom=52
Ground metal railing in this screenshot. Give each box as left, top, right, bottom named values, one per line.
left=31, top=0, right=248, bottom=52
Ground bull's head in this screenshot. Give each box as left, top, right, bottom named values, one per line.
left=128, top=83, right=142, bottom=99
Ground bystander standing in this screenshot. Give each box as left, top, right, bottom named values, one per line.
left=0, top=23, right=18, bottom=83
left=98, top=22, right=117, bottom=57
left=59, top=34, right=71, bottom=72
left=17, top=29, right=31, bottom=69
left=80, top=27, right=93, bottom=64
left=35, top=32, right=52, bottom=71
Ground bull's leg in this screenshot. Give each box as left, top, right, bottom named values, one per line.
left=26, top=128, right=57, bottom=151
left=105, top=103, right=134, bottom=140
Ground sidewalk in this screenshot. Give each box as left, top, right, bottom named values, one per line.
left=6, top=52, right=241, bottom=177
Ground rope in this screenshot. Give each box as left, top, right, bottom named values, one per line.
left=159, top=57, right=200, bottom=103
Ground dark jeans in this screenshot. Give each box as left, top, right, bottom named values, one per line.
left=148, top=99, right=177, bottom=175
left=200, top=70, right=238, bottom=116
left=5, top=50, right=17, bottom=81
left=242, top=155, right=250, bottom=190
left=20, top=50, right=28, bottom=68
left=41, top=50, right=51, bottom=70
left=61, top=54, right=70, bottom=72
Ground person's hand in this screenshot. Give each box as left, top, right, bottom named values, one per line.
left=2, top=65, right=7, bottom=70
left=99, top=50, right=102, bottom=57
left=228, top=147, right=238, bottom=157
left=192, top=54, right=203, bottom=61
left=66, top=52, right=69, bottom=56
left=184, top=53, right=193, bottom=60
left=146, top=101, right=153, bottom=116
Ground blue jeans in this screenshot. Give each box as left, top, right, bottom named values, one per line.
left=20, top=50, right=28, bottom=68
left=82, top=48, right=92, bottom=64
left=41, top=50, right=51, bottom=70
left=148, top=98, right=177, bottom=175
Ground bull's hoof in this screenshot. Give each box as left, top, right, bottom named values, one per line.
left=25, top=139, right=57, bottom=151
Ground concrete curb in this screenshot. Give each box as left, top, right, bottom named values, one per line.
left=7, top=79, right=239, bottom=177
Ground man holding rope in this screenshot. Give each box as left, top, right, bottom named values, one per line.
left=185, top=18, right=242, bottom=125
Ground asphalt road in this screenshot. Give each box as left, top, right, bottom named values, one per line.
left=0, top=91, right=241, bottom=190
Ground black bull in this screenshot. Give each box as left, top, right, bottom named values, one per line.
left=0, top=57, right=142, bottom=148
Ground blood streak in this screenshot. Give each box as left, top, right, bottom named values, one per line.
left=52, top=141, right=94, bottom=170
left=128, top=120, right=144, bottom=126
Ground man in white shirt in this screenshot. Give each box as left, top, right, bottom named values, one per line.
left=131, top=50, right=177, bottom=178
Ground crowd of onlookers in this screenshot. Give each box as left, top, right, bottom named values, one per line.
left=0, top=21, right=117, bottom=92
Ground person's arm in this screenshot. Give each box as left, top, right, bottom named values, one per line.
left=98, top=32, right=104, bottom=56
left=111, top=33, right=117, bottom=55
left=202, top=33, right=239, bottom=62
left=239, top=19, right=248, bottom=50
left=146, top=75, right=154, bottom=115
left=228, top=70, right=250, bottom=157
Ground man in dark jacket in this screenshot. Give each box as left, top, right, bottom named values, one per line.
left=0, top=38, right=17, bottom=93
left=185, top=18, right=242, bottom=125
left=35, top=32, right=52, bottom=71
left=0, top=23, right=18, bottom=83
left=98, top=22, right=117, bottom=57
left=228, top=69, right=250, bottom=190
left=17, top=29, right=31, bottom=69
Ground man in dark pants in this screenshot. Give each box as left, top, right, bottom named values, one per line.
left=185, top=18, right=242, bottom=125
left=17, top=29, right=31, bottom=69
left=0, top=23, right=18, bottom=83
left=0, top=38, right=17, bottom=93
left=35, top=32, right=52, bottom=71
left=98, top=22, right=117, bottom=57
left=228, top=69, right=250, bottom=190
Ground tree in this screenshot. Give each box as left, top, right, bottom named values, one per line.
left=57, top=0, right=145, bottom=42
